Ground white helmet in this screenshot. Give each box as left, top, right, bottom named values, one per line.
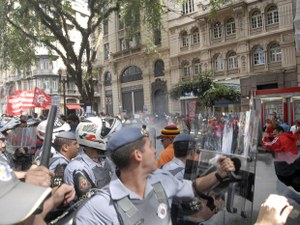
left=76, top=117, right=122, bottom=151
left=37, top=118, right=71, bottom=141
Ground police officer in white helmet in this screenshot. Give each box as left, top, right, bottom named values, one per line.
left=63, top=116, right=122, bottom=200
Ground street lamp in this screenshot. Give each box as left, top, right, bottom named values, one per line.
left=58, top=69, right=67, bottom=117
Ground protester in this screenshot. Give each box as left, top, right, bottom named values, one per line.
left=75, top=127, right=235, bottom=225
left=0, top=156, right=75, bottom=225
left=64, top=117, right=121, bottom=200
left=254, top=194, right=294, bottom=225
left=262, top=126, right=300, bottom=191
left=66, top=113, right=80, bottom=133
left=156, top=124, right=180, bottom=168
left=49, top=131, right=79, bottom=187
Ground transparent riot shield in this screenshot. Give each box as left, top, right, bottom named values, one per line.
left=181, top=110, right=260, bottom=225
left=6, top=126, right=37, bottom=153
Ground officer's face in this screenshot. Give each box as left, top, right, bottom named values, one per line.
left=141, top=137, right=157, bottom=172
left=66, top=140, right=80, bottom=159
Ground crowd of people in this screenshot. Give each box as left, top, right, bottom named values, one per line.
left=0, top=111, right=297, bottom=225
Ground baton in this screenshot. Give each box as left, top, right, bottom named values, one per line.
left=40, top=105, right=57, bottom=167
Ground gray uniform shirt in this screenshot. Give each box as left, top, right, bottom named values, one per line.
left=63, top=149, right=112, bottom=187
left=162, top=157, right=185, bottom=180
left=48, top=152, right=69, bottom=172
left=75, top=169, right=194, bottom=225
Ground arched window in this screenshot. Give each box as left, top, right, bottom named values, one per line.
left=181, top=31, right=189, bottom=47
left=182, top=61, right=190, bottom=77
left=267, top=6, right=279, bottom=25
left=214, top=54, right=224, bottom=71
left=213, top=22, right=222, bottom=39
left=253, top=47, right=265, bottom=65
left=191, top=28, right=200, bottom=44
left=251, top=10, right=262, bottom=29
left=269, top=43, right=281, bottom=62
left=154, top=59, right=164, bottom=77
left=104, top=71, right=112, bottom=86
left=226, top=18, right=236, bottom=35
left=228, top=52, right=238, bottom=69
left=193, top=59, right=201, bottom=75
left=121, top=66, right=142, bottom=83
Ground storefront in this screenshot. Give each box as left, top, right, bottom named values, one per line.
left=253, top=87, right=300, bottom=127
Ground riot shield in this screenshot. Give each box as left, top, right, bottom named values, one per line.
left=182, top=110, right=259, bottom=225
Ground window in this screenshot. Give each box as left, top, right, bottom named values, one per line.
left=153, top=27, right=161, bottom=45
left=226, top=18, right=236, bottom=35
left=118, top=13, right=124, bottom=30
left=213, top=22, right=222, bottom=39
left=154, top=59, right=164, bottom=77
left=103, top=19, right=108, bottom=35
left=269, top=43, right=281, bottom=62
left=182, top=62, right=190, bottom=77
left=182, top=31, right=189, bottom=47
left=228, top=52, right=238, bottom=69
left=194, top=59, right=201, bottom=75
left=253, top=47, right=265, bottom=65
left=182, top=0, right=194, bottom=15
left=104, top=43, right=109, bottom=60
left=191, top=28, right=200, bottom=44
left=251, top=10, right=262, bottom=29
left=121, top=66, right=142, bottom=83
left=119, top=38, right=127, bottom=51
left=214, top=54, right=224, bottom=71
left=104, top=71, right=112, bottom=86
left=267, top=6, right=279, bottom=25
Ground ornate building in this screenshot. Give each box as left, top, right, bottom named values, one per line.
left=96, top=0, right=298, bottom=117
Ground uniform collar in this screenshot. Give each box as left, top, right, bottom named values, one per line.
left=109, top=172, right=154, bottom=201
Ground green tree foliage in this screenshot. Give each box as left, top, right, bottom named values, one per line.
left=0, top=0, right=163, bottom=103
left=169, top=71, right=241, bottom=108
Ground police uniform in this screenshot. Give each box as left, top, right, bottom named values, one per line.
left=75, top=169, right=194, bottom=225
left=49, top=152, right=69, bottom=172
left=75, top=127, right=195, bottom=225
left=162, top=157, right=185, bottom=180
left=63, top=149, right=113, bottom=198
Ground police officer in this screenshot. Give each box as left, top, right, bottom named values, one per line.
left=0, top=132, right=14, bottom=168
left=162, top=133, right=220, bottom=225
left=49, top=131, right=79, bottom=187
left=63, top=116, right=122, bottom=200
left=75, top=127, right=235, bottom=225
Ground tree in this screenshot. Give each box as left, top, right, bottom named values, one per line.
left=0, top=0, right=163, bottom=105
left=169, top=71, right=241, bottom=111
left=0, top=0, right=226, bottom=106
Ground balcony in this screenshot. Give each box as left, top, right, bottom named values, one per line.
left=111, top=46, right=142, bottom=59
left=32, top=69, right=57, bottom=76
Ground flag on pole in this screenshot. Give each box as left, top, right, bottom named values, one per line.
left=33, top=87, right=51, bottom=108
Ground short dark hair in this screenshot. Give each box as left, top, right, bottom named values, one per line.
left=53, top=138, right=74, bottom=153
left=67, top=113, right=79, bottom=123
left=110, top=138, right=146, bottom=170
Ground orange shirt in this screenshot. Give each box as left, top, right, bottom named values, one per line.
left=157, top=143, right=174, bottom=168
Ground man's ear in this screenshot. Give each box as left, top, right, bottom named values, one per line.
left=61, top=143, right=68, bottom=153
left=132, top=149, right=142, bottom=162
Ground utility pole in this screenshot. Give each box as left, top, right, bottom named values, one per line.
left=58, top=69, right=67, bottom=117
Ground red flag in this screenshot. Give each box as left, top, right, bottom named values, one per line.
left=33, top=87, right=51, bottom=108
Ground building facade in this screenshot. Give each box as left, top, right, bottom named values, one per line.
left=96, top=0, right=299, bottom=117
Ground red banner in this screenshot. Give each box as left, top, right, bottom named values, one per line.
left=6, top=95, right=22, bottom=116
left=5, top=88, right=51, bottom=116
left=33, top=87, right=51, bottom=108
